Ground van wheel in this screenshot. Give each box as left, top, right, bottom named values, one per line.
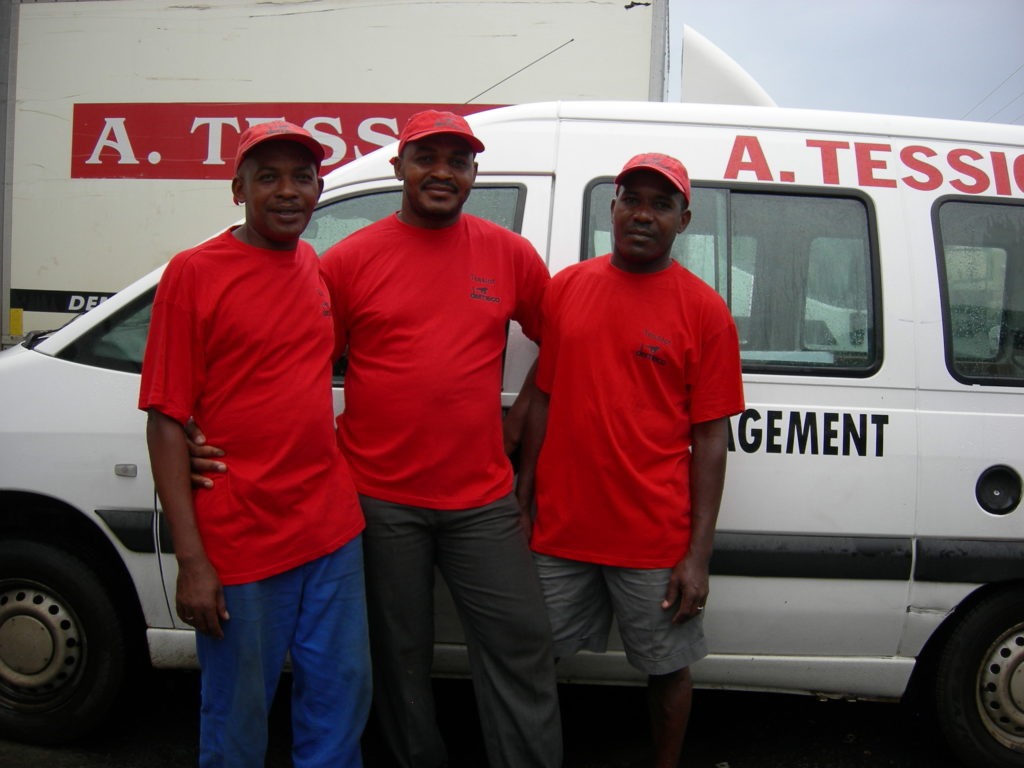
left=936, top=589, right=1024, bottom=768
left=0, top=540, right=129, bottom=744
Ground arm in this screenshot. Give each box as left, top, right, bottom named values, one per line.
left=503, top=358, right=539, bottom=457
left=514, top=383, right=549, bottom=539
left=147, top=409, right=228, bottom=637
left=505, top=238, right=548, bottom=459
left=663, top=416, right=729, bottom=623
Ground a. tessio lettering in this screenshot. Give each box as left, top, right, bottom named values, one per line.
left=725, top=135, right=1024, bottom=196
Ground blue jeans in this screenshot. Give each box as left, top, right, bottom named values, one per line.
left=360, top=493, right=562, bottom=768
left=195, top=536, right=371, bottom=768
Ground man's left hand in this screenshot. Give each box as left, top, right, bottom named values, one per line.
left=662, top=555, right=710, bottom=623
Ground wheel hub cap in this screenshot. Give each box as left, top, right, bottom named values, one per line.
left=977, top=623, right=1024, bottom=750
left=0, top=586, right=82, bottom=696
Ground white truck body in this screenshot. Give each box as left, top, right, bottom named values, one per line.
left=0, top=0, right=668, bottom=341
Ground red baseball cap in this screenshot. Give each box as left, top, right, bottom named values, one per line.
left=234, top=120, right=326, bottom=173
left=397, top=110, right=485, bottom=155
left=615, top=153, right=691, bottom=204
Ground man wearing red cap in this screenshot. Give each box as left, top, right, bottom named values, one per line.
left=141, top=121, right=371, bottom=768
left=519, top=153, right=744, bottom=767
left=316, top=110, right=561, bottom=768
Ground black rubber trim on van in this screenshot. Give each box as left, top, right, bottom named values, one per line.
left=97, top=508, right=173, bottom=554
left=712, top=532, right=1024, bottom=584
left=99, top=512, right=1024, bottom=585
left=915, top=537, right=1024, bottom=583
left=710, top=532, right=912, bottom=580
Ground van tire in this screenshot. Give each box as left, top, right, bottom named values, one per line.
left=936, top=589, right=1024, bottom=768
left=0, top=540, right=128, bottom=744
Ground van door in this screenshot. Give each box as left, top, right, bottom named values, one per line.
left=916, top=196, right=1024, bottom=544
left=907, top=194, right=1024, bottom=762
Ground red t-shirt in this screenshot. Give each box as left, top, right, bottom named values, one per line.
left=319, top=213, right=549, bottom=509
left=530, top=256, right=744, bottom=568
left=139, top=229, right=364, bottom=585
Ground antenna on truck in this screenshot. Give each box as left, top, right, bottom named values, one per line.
left=464, top=38, right=575, bottom=103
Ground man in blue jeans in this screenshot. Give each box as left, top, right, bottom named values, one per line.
left=143, top=121, right=371, bottom=767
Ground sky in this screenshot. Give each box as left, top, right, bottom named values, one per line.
left=668, top=0, right=1024, bottom=124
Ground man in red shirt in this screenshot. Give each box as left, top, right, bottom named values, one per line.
left=142, top=121, right=370, bottom=768
left=320, top=111, right=560, bottom=768
left=519, top=153, right=744, bottom=768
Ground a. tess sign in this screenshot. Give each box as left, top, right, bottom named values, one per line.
left=71, top=103, right=496, bottom=180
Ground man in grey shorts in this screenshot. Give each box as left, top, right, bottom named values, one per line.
left=517, top=153, right=745, bottom=768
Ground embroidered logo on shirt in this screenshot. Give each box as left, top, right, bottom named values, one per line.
left=469, top=274, right=502, bottom=304
left=634, top=329, right=670, bottom=366
left=635, top=344, right=667, bottom=365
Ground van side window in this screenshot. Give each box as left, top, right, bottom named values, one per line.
left=305, top=185, right=525, bottom=255
left=52, top=186, right=525, bottom=376
left=305, top=184, right=525, bottom=381
left=56, top=289, right=155, bottom=373
left=584, top=182, right=878, bottom=375
left=937, top=199, right=1024, bottom=386
left=303, top=190, right=403, bottom=254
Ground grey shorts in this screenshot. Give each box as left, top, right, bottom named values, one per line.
left=533, top=553, right=707, bottom=676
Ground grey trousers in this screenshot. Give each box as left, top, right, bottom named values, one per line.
left=360, top=493, right=562, bottom=768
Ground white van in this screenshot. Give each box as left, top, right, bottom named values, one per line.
left=0, top=101, right=1022, bottom=767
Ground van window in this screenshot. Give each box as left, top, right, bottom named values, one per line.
left=304, top=190, right=402, bottom=254
left=585, top=182, right=878, bottom=375
left=56, top=289, right=155, bottom=373
left=53, top=185, right=526, bottom=375
left=937, top=199, right=1024, bottom=386
left=304, top=185, right=525, bottom=255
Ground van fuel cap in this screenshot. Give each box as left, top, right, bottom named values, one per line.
left=975, top=465, right=1022, bottom=515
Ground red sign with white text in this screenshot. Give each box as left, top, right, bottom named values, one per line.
left=71, top=103, right=497, bottom=180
